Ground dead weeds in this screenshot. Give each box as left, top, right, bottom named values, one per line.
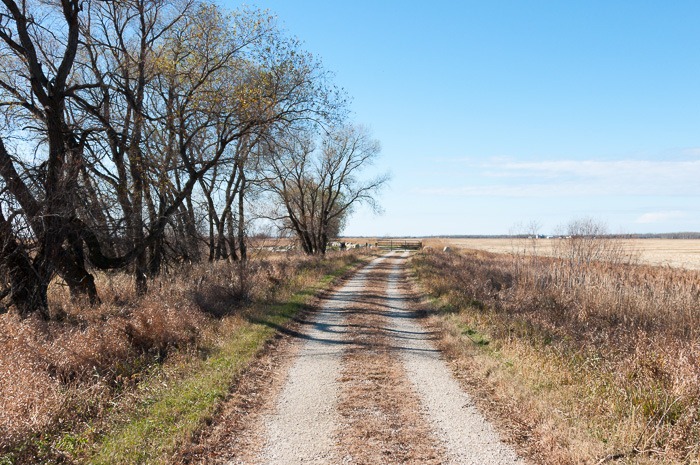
left=412, top=249, right=700, bottom=465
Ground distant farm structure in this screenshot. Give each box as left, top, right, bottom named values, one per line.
left=375, top=239, right=423, bottom=250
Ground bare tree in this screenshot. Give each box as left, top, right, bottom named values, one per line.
left=74, top=1, right=332, bottom=286
left=0, top=0, right=350, bottom=318
left=0, top=0, right=99, bottom=317
left=195, top=30, right=346, bottom=262
left=265, top=124, right=387, bottom=254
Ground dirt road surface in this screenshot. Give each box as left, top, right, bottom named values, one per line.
left=190, top=252, right=524, bottom=464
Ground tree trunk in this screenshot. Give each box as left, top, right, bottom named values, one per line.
left=0, top=212, right=49, bottom=319
left=226, top=210, right=239, bottom=261
left=238, top=167, right=247, bottom=261
left=184, top=193, right=201, bottom=261
left=208, top=212, right=216, bottom=261
left=148, top=196, right=166, bottom=277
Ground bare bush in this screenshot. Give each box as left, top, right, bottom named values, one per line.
left=553, top=218, right=638, bottom=270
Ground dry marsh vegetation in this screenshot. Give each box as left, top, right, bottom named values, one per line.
left=0, top=251, right=363, bottom=464
left=414, top=245, right=700, bottom=464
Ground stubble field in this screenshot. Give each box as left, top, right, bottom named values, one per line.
left=418, top=238, right=700, bottom=270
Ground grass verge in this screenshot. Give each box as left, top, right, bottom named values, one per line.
left=87, top=259, right=360, bottom=465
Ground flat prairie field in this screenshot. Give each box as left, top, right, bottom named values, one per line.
left=422, top=237, right=700, bottom=270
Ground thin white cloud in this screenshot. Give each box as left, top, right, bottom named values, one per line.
left=422, top=158, right=700, bottom=197
left=635, top=211, right=688, bottom=224
left=494, top=159, right=699, bottom=179
left=680, top=147, right=700, bottom=158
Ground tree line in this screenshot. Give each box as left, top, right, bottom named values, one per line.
left=0, top=0, right=386, bottom=319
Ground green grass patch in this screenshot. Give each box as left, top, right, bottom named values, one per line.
left=460, top=326, right=490, bottom=346
left=85, top=259, right=360, bottom=465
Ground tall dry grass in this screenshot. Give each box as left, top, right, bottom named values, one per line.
left=0, top=251, right=360, bottom=459
left=415, top=248, right=700, bottom=463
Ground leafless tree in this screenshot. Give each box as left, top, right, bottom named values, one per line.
left=0, top=0, right=99, bottom=317
left=265, top=124, right=387, bottom=254
left=0, top=0, right=350, bottom=317
left=195, top=32, right=346, bottom=262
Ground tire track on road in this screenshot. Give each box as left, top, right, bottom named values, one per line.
left=259, top=256, right=386, bottom=464
left=387, top=252, right=524, bottom=465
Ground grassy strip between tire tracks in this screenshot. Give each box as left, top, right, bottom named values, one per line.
left=86, top=258, right=363, bottom=465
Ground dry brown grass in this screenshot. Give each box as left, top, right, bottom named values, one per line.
left=413, top=248, right=700, bottom=464
left=0, top=251, right=362, bottom=461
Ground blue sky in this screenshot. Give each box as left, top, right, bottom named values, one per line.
left=224, top=1, right=700, bottom=235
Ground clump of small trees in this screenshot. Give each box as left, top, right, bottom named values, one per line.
left=0, top=0, right=383, bottom=319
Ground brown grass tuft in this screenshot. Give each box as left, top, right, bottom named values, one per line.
left=414, top=248, right=700, bottom=464
left=0, top=250, right=363, bottom=460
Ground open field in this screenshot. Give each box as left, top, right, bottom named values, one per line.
left=343, top=237, right=700, bottom=270
left=426, top=238, right=700, bottom=270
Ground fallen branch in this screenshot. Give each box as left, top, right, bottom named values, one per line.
left=595, top=452, right=628, bottom=465
left=595, top=448, right=663, bottom=465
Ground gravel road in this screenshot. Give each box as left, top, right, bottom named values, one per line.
left=387, top=252, right=524, bottom=465
left=242, top=252, right=523, bottom=464
left=259, top=257, right=385, bottom=464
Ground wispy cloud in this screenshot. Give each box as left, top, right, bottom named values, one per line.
left=680, top=147, right=700, bottom=158
left=419, top=158, right=700, bottom=197
left=635, top=211, right=688, bottom=224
